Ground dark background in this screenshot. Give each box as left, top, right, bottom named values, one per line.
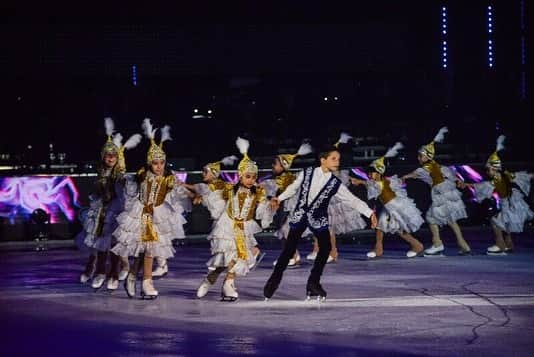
left=1, top=1, right=531, bottom=169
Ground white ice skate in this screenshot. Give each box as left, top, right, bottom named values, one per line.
left=152, top=259, right=168, bottom=278
left=91, top=274, right=106, bottom=290
left=141, top=279, right=158, bottom=299
left=486, top=245, right=507, bottom=256
left=196, top=278, right=213, bottom=298
left=221, top=279, right=238, bottom=302
left=306, top=251, right=317, bottom=261
left=424, top=245, right=445, bottom=257
left=118, top=269, right=129, bottom=281
left=107, top=278, right=119, bottom=291
left=124, top=274, right=137, bottom=298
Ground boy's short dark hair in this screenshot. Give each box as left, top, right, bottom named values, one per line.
left=318, top=146, right=340, bottom=160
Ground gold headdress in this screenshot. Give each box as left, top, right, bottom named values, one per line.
left=370, top=142, right=404, bottom=175
left=486, top=135, right=505, bottom=171
left=418, top=126, right=448, bottom=160
left=204, top=155, right=238, bottom=178
left=236, top=137, right=258, bottom=176
left=101, top=117, right=120, bottom=158
left=277, top=143, right=313, bottom=171
left=142, top=118, right=171, bottom=164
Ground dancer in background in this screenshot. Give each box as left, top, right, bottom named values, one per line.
left=351, top=142, right=424, bottom=258
left=77, top=117, right=140, bottom=291
left=458, top=135, right=533, bottom=255
left=402, top=127, right=472, bottom=256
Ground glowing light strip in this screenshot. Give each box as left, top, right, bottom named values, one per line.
left=487, top=5, right=494, bottom=68
left=441, top=6, right=448, bottom=69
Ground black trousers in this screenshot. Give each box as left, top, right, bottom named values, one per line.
left=273, top=224, right=332, bottom=284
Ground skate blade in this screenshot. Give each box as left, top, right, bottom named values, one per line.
left=305, top=296, right=326, bottom=302
left=250, top=253, right=267, bottom=271
left=220, top=296, right=239, bottom=302
left=423, top=253, right=445, bottom=257
left=141, top=294, right=158, bottom=300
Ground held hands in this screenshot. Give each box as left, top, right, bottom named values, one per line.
left=270, top=197, right=280, bottom=211
left=193, top=195, right=203, bottom=205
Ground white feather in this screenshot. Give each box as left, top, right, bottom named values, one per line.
left=236, top=137, right=250, bottom=155
left=142, top=118, right=156, bottom=140
left=296, top=143, right=313, bottom=156
left=496, top=135, right=506, bottom=152
left=104, top=117, right=115, bottom=137
left=384, top=142, right=404, bottom=158
left=433, top=126, right=448, bottom=143
left=221, top=155, right=238, bottom=166
left=123, top=134, right=142, bottom=150
left=112, top=133, right=123, bottom=148
left=338, top=132, right=353, bottom=144
left=160, top=125, right=172, bottom=143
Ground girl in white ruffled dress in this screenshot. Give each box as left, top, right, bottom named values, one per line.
left=351, top=142, right=424, bottom=258
left=402, top=127, right=472, bottom=256
left=459, top=135, right=533, bottom=255
left=77, top=118, right=141, bottom=291
left=196, top=137, right=275, bottom=301
left=111, top=119, right=188, bottom=299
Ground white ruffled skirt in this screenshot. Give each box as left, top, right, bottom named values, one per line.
left=206, top=213, right=260, bottom=276
left=492, top=190, right=534, bottom=233
left=76, top=198, right=122, bottom=253
left=111, top=199, right=186, bottom=259
left=426, top=180, right=467, bottom=226
left=377, top=196, right=425, bottom=234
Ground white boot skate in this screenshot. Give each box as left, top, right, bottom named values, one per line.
left=141, top=279, right=158, bottom=299
left=152, top=258, right=168, bottom=278
left=196, top=278, right=213, bottom=298
left=107, top=278, right=119, bottom=291
left=124, top=273, right=137, bottom=299
left=424, top=244, right=445, bottom=257
left=306, top=251, right=317, bottom=261
left=91, top=274, right=106, bottom=290
left=221, top=279, right=238, bottom=302
left=118, top=269, right=129, bottom=281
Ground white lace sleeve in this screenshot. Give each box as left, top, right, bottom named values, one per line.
left=414, top=168, right=432, bottom=185
left=255, top=200, right=275, bottom=229
left=262, top=179, right=278, bottom=198
left=512, top=171, right=532, bottom=196
left=388, top=175, right=408, bottom=198
left=366, top=180, right=381, bottom=200
left=472, top=181, right=494, bottom=202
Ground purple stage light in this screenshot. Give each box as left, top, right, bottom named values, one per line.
left=0, top=176, right=81, bottom=224
left=220, top=172, right=239, bottom=184
left=351, top=167, right=369, bottom=180
left=174, top=172, right=188, bottom=184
